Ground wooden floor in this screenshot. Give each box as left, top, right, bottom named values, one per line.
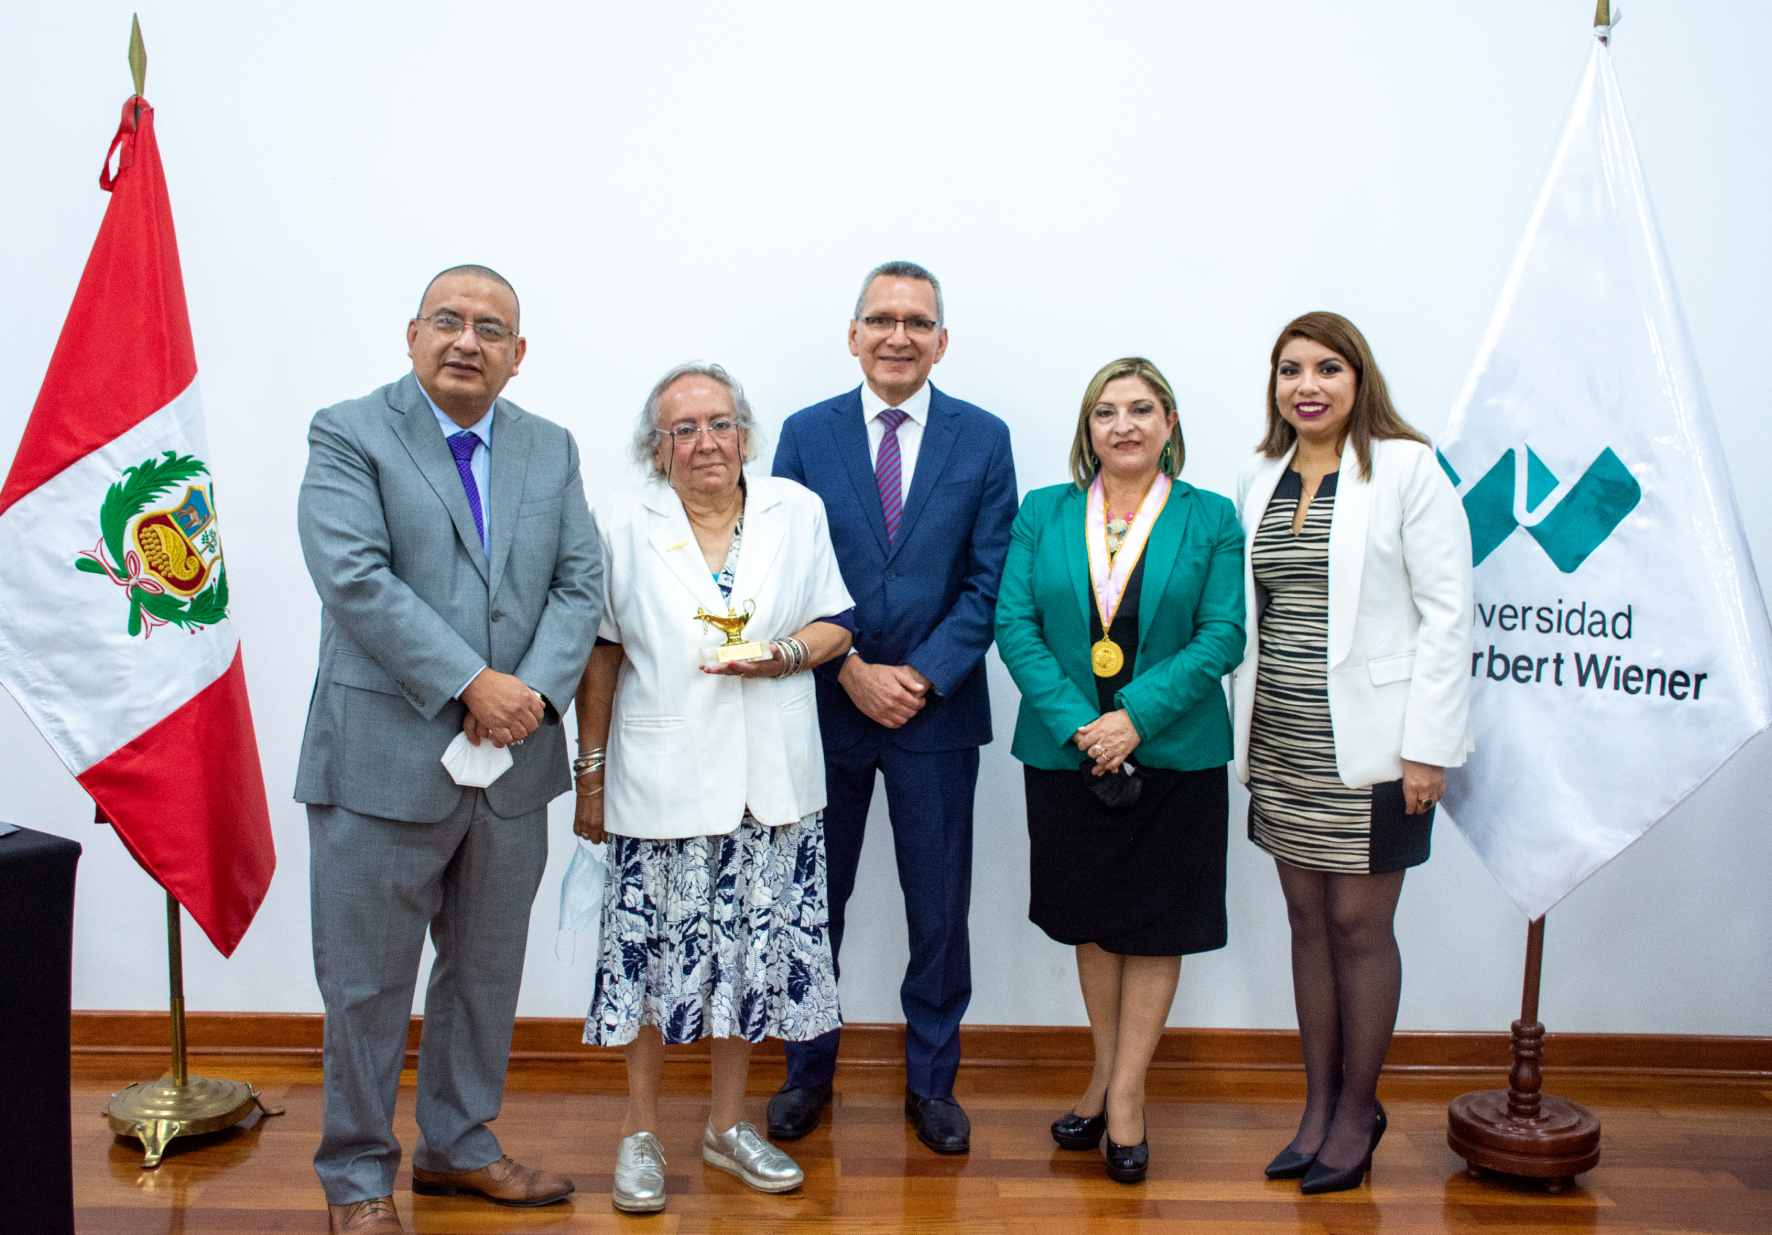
left=72, top=1052, right=1772, bottom=1234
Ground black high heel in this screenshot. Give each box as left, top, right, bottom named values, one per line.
left=1264, top=1145, right=1315, bottom=1179
left=1050, top=1109, right=1107, bottom=1150
left=1300, top=1102, right=1387, bottom=1195
left=1103, top=1122, right=1149, bottom=1184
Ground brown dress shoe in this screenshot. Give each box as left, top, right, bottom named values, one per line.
left=411, top=1154, right=575, bottom=1207
left=328, top=1196, right=404, bottom=1233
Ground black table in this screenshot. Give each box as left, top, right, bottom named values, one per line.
left=0, top=825, right=81, bottom=1235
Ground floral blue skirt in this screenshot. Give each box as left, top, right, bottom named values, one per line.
left=583, top=812, right=842, bottom=1047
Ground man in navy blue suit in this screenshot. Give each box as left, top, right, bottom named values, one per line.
left=769, top=261, right=1017, bottom=1153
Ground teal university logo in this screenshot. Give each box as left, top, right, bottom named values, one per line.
left=1437, top=446, right=1640, bottom=572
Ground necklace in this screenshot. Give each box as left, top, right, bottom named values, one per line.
left=1086, top=475, right=1171, bottom=678
left=683, top=491, right=743, bottom=535
left=1105, top=509, right=1135, bottom=556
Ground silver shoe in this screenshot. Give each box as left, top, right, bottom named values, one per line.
left=702, top=1120, right=804, bottom=1193
left=612, top=1131, right=667, bottom=1213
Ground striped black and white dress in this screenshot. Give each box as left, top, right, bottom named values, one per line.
left=1246, top=470, right=1432, bottom=874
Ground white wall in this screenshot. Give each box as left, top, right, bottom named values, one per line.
left=2, top=2, right=1767, bottom=1036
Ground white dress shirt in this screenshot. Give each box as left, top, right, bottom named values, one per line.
left=420, top=381, right=496, bottom=698
left=860, top=379, right=930, bottom=505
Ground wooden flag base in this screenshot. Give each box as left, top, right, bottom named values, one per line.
left=1447, top=915, right=1600, bottom=1191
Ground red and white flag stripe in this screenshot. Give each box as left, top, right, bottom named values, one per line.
left=0, top=97, right=273, bottom=956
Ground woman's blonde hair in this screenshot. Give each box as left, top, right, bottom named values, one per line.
left=1259, top=312, right=1427, bottom=480
left=1068, top=357, right=1185, bottom=490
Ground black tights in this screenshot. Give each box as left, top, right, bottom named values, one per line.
left=1275, top=860, right=1406, bottom=1171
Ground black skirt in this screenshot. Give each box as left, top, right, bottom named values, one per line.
left=1025, top=764, right=1229, bottom=956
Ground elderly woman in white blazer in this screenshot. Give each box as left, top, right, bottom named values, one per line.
left=572, top=362, right=854, bottom=1214
left=1231, top=313, right=1471, bottom=1196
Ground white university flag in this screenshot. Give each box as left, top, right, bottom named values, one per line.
left=1437, top=33, right=1772, bottom=919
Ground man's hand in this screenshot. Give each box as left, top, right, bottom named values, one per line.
left=839, top=656, right=928, bottom=728
left=461, top=669, right=544, bottom=748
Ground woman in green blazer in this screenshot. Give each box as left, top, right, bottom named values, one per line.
left=996, top=357, right=1245, bottom=1184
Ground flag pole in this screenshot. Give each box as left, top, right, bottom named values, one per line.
left=1446, top=914, right=1602, bottom=1190
left=104, top=894, right=281, bottom=1167
left=166, top=891, right=186, bottom=1088
left=1442, top=2, right=1612, bottom=1195
left=91, top=18, right=282, bottom=1166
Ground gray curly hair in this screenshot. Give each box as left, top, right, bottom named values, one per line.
left=630, top=361, right=760, bottom=478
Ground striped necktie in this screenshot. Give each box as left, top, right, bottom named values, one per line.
left=875, top=407, right=909, bottom=544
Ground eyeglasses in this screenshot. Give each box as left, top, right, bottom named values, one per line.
left=858, top=314, right=941, bottom=338
left=658, top=420, right=741, bottom=443
left=416, top=313, right=518, bottom=342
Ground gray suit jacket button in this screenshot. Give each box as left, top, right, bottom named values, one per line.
left=491, top=609, right=503, bottom=621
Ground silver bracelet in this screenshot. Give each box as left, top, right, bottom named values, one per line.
left=573, top=748, right=606, bottom=776
left=774, top=637, right=803, bottom=675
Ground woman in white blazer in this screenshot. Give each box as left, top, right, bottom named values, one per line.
left=572, top=362, right=854, bottom=1214
left=1231, top=313, right=1472, bottom=1195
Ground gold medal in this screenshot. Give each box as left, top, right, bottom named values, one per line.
left=1086, top=475, right=1171, bottom=683
left=1091, top=637, right=1125, bottom=678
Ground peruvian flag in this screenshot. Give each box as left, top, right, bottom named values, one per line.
left=0, top=96, right=274, bottom=956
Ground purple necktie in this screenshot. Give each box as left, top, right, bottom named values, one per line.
left=876, top=407, right=909, bottom=543
left=447, top=431, right=486, bottom=551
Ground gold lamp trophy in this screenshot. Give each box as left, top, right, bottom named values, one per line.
left=100, top=16, right=283, bottom=1170
left=696, top=600, right=772, bottom=666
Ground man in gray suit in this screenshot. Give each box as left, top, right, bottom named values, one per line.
left=296, top=266, right=601, bottom=1235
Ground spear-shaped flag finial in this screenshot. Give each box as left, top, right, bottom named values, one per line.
left=129, top=14, right=147, bottom=98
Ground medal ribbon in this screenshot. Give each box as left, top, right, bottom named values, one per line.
left=1086, top=472, right=1171, bottom=634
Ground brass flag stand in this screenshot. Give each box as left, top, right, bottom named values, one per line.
left=103, top=892, right=282, bottom=1167
left=98, top=21, right=285, bottom=1166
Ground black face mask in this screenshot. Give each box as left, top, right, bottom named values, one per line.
left=1080, top=758, right=1143, bottom=810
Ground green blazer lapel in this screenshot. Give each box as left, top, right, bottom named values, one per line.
left=1137, top=481, right=1195, bottom=647
left=1061, top=485, right=1093, bottom=638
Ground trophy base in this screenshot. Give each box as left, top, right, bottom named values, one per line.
left=700, top=641, right=772, bottom=667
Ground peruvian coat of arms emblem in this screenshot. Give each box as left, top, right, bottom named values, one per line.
left=75, top=450, right=229, bottom=638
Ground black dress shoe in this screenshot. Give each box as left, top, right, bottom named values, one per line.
left=1264, top=1145, right=1315, bottom=1179
left=1051, top=1110, right=1107, bottom=1151
left=766, top=1082, right=832, bottom=1140
left=1299, top=1102, right=1386, bottom=1195
left=1103, top=1127, right=1148, bottom=1184
left=904, top=1089, right=970, bottom=1154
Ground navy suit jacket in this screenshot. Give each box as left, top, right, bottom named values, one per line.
left=774, top=383, right=1017, bottom=753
